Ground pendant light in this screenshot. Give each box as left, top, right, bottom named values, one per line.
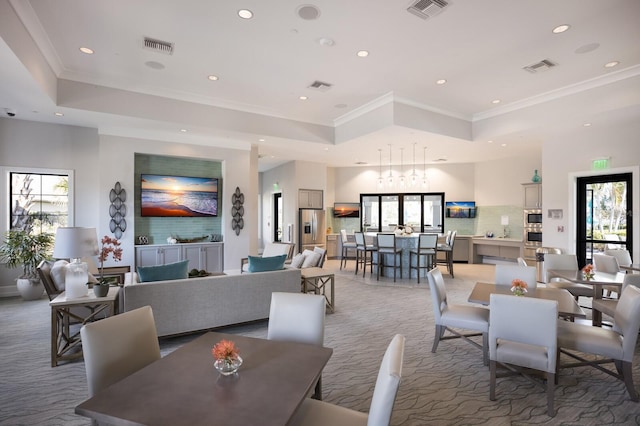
left=387, top=144, right=393, bottom=186
left=377, top=149, right=383, bottom=188
left=422, top=146, right=429, bottom=189
left=399, top=147, right=405, bottom=187
left=410, top=143, right=417, bottom=186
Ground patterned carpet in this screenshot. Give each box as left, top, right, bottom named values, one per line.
left=1, top=261, right=639, bottom=425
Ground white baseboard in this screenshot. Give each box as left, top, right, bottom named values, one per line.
left=0, top=286, right=19, bottom=298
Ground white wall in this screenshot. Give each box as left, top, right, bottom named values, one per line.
left=474, top=156, right=541, bottom=206
left=541, top=120, right=640, bottom=262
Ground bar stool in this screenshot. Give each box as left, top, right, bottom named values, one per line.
left=354, top=232, right=375, bottom=278
left=409, top=233, right=438, bottom=283
left=339, top=229, right=357, bottom=270
left=437, top=230, right=456, bottom=278
left=376, top=233, right=403, bottom=282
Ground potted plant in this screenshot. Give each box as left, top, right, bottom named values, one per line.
left=92, top=235, right=123, bottom=297
left=0, top=229, right=54, bottom=300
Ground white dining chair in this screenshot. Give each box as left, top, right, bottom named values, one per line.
left=558, top=285, right=640, bottom=401
left=494, top=264, right=537, bottom=290
left=288, top=334, right=405, bottom=426
left=545, top=254, right=593, bottom=301
left=428, top=267, right=489, bottom=365
left=80, top=305, right=161, bottom=397
left=354, top=232, right=375, bottom=278
left=437, top=230, right=457, bottom=278
left=592, top=274, right=640, bottom=326
left=517, top=257, right=528, bottom=267
left=268, top=292, right=326, bottom=399
left=340, top=229, right=357, bottom=270
left=593, top=253, right=621, bottom=273
left=489, top=294, right=558, bottom=417
left=604, top=249, right=633, bottom=268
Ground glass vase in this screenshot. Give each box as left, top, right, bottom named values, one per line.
left=214, top=356, right=243, bottom=376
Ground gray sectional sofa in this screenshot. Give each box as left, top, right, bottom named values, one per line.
left=121, top=268, right=301, bottom=337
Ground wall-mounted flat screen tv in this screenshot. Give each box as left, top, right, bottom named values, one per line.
left=334, top=202, right=360, bottom=218
left=141, top=174, right=219, bottom=217
left=445, top=201, right=476, bottom=218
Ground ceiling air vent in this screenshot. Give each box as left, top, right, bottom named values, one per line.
left=407, top=0, right=449, bottom=20
left=523, top=59, right=557, bottom=74
left=143, top=37, right=174, bottom=55
left=308, top=80, right=333, bottom=91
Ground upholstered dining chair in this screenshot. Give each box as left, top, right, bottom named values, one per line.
left=437, top=230, right=457, bottom=278
left=593, top=253, right=622, bottom=298
left=494, top=264, right=537, bottom=290
left=268, top=292, right=326, bottom=400
left=340, top=229, right=357, bottom=270
left=376, top=233, right=403, bottom=282
left=288, top=334, right=405, bottom=426
left=604, top=249, right=633, bottom=268
left=409, top=233, right=438, bottom=283
left=80, top=305, right=161, bottom=397
left=517, top=257, right=528, bottom=267
left=489, top=294, right=558, bottom=417
left=354, top=232, right=375, bottom=278
left=427, top=267, right=489, bottom=365
left=592, top=273, right=640, bottom=326
left=557, top=285, right=640, bottom=401
left=544, top=254, right=593, bottom=302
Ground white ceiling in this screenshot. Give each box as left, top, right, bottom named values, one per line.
left=0, top=0, right=639, bottom=171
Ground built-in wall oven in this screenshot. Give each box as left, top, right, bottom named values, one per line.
left=522, top=226, right=542, bottom=260
left=524, top=209, right=543, bottom=227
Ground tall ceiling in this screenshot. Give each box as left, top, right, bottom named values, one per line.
left=1, top=0, right=639, bottom=171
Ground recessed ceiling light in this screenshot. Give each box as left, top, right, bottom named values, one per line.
left=207, top=75, right=219, bottom=81
left=492, top=99, right=501, bottom=104
left=436, top=79, right=447, bottom=85
left=318, top=37, right=335, bottom=47
left=145, top=61, right=165, bottom=70
left=356, top=50, right=369, bottom=58
left=79, top=47, right=94, bottom=54
left=583, top=123, right=592, bottom=127
left=54, top=112, right=64, bottom=117
left=299, top=96, right=308, bottom=100
left=487, top=140, right=494, bottom=144
left=258, top=138, right=265, bottom=142
left=238, top=9, right=253, bottom=19
left=552, top=24, right=570, bottom=34
left=180, top=129, right=188, bottom=133
left=604, top=61, right=620, bottom=68
left=501, top=143, right=507, bottom=147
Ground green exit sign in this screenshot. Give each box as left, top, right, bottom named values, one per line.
left=592, top=158, right=610, bottom=170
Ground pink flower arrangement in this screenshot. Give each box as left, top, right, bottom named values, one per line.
left=97, top=236, right=122, bottom=284
left=582, top=263, right=594, bottom=280
left=212, top=339, right=240, bottom=362
left=510, top=278, right=528, bottom=296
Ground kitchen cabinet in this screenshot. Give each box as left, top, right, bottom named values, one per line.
left=326, top=234, right=338, bottom=258
left=299, top=189, right=323, bottom=209
left=523, top=183, right=542, bottom=208
left=135, top=242, right=224, bottom=272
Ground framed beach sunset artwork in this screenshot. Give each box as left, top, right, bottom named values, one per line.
left=140, top=174, right=219, bottom=217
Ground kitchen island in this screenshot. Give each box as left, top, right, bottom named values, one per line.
left=470, top=237, right=523, bottom=264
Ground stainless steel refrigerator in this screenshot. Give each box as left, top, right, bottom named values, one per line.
left=299, top=209, right=326, bottom=252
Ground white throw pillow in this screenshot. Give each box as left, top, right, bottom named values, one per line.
left=50, top=260, right=69, bottom=291
left=301, top=251, right=322, bottom=268
left=290, top=253, right=305, bottom=269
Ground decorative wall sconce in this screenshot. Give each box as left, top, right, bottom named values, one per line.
left=231, top=187, right=245, bottom=236
left=109, top=182, right=126, bottom=239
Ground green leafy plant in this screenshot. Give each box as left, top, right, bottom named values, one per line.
left=0, top=230, right=54, bottom=279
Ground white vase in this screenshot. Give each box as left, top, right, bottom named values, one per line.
left=16, top=278, right=44, bottom=301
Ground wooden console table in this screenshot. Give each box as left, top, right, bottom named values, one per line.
left=301, top=267, right=335, bottom=313
left=49, top=287, right=120, bottom=367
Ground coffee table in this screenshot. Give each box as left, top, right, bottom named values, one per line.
left=49, top=286, right=120, bottom=367
left=76, top=332, right=333, bottom=426
left=301, top=267, right=335, bottom=313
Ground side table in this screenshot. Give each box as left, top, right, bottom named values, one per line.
left=300, top=267, right=335, bottom=313
left=49, top=286, right=120, bottom=367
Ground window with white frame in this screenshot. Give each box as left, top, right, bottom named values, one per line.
left=8, top=171, right=71, bottom=235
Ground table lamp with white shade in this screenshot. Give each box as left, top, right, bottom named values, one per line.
left=53, top=227, right=99, bottom=299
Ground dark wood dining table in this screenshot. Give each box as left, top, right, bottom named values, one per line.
left=75, top=331, right=333, bottom=426
left=468, top=282, right=586, bottom=319
left=546, top=269, right=626, bottom=326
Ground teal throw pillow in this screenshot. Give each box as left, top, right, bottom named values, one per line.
left=137, top=260, right=189, bottom=283
left=248, top=254, right=287, bottom=273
